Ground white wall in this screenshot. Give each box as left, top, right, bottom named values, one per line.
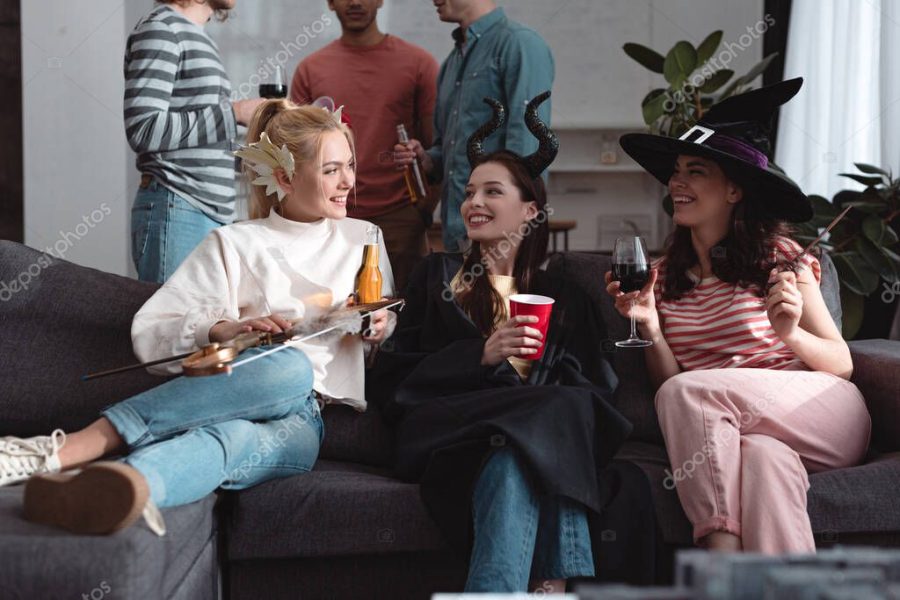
left=22, top=0, right=136, bottom=277
left=22, top=0, right=764, bottom=275
left=209, top=0, right=766, bottom=127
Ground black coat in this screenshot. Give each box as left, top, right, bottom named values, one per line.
left=369, top=253, right=660, bottom=584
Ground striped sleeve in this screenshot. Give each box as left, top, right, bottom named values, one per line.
left=773, top=236, right=821, bottom=284
left=123, top=19, right=236, bottom=154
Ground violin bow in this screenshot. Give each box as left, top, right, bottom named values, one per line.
left=83, top=299, right=404, bottom=380
left=770, top=205, right=852, bottom=280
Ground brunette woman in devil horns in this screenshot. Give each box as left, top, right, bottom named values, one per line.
left=371, top=92, right=655, bottom=594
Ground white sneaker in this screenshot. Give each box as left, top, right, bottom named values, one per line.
left=0, top=430, right=66, bottom=486
left=142, top=498, right=167, bottom=537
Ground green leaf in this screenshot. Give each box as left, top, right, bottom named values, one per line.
left=843, top=201, right=886, bottom=214
left=623, top=43, right=666, bottom=73
left=809, top=194, right=840, bottom=226
left=740, top=52, right=778, bottom=84
left=832, top=253, right=880, bottom=295
left=854, top=237, right=898, bottom=282
left=642, top=91, right=668, bottom=125
left=718, top=75, right=746, bottom=99
left=862, top=214, right=886, bottom=244
left=883, top=247, right=900, bottom=276
left=641, top=88, right=667, bottom=106
left=883, top=225, right=899, bottom=246
left=663, top=41, right=697, bottom=87
left=854, top=162, right=890, bottom=177
left=696, top=31, right=723, bottom=64
left=839, top=288, right=865, bottom=340
left=839, top=173, right=885, bottom=187
left=699, top=70, right=734, bottom=93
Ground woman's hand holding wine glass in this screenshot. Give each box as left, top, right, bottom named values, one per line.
left=605, top=268, right=660, bottom=328
left=606, top=236, right=655, bottom=348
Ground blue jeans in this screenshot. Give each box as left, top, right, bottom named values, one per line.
left=101, top=347, right=322, bottom=508
left=131, top=179, right=222, bottom=283
left=465, top=446, right=595, bottom=592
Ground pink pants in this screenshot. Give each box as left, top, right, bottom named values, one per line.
left=655, top=368, right=871, bottom=554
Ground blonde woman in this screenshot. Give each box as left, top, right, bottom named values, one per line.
left=0, top=99, right=394, bottom=534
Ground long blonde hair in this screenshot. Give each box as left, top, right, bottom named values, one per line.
left=244, top=99, right=355, bottom=220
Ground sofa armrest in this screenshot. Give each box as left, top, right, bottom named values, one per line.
left=848, top=339, right=900, bottom=452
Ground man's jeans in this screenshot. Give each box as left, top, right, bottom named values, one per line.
left=131, top=179, right=221, bottom=283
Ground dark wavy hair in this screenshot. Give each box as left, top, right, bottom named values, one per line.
left=455, top=151, right=550, bottom=336
left=661, top=160, right=813, bottom=301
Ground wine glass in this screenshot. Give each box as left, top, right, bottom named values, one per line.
left=259, top=65, right=287, bottom=99
left=612, top=236, right=653, bottom=348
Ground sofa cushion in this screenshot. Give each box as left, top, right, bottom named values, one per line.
left=0, top=486, right=218, bottom=599
left=225, top=459, right=445, bottom=560
left=616, top=441, right=900, bottom=545
left=0, top=241, right=166, bottom=436
left=320, top=404, right=393, bottom=468
left=848, top=339, right=900, bottom=452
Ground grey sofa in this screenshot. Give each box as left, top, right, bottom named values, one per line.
left=0, top=239, right=898, bottom=599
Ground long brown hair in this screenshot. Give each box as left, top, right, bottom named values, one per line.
left=661, top=160, right=809, bottom=300
left=455, top=151, right=550, bottom=336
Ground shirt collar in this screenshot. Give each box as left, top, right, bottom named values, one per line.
left=266, top=208, right=333, bottom=240
left=452, top=7, right=505, bottom=48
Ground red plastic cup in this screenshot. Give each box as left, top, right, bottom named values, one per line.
left=509, top=294, right=555, bottom=360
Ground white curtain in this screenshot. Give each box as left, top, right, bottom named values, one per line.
left=775, top=0, right=900, bottom=199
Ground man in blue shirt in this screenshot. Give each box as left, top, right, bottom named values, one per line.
left=395, top=0, right=554, bottom=252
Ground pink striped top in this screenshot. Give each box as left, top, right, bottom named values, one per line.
left=653, top=236, right=821, bottom=372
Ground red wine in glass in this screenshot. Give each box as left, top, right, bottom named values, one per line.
left=259, top=84, right=287, bottom=99
left=259, top=65, right=287, bottom=99
left=612, top=262, right=650, bottom=293
left=612, top=236, right=653, bottom=348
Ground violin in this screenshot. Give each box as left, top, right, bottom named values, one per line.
left=83, top=299, right=404, bottom=381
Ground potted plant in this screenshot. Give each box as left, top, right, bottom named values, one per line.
left=623, top=33, right=779, bottom=216
left=623, top=31, right=778, bottom=137
left=798, top=164, right=900, bottom=339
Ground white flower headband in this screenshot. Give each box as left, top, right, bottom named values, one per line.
left=234, top=132, right=295, bottom=201
left=234, top=98, right=346, bottom=202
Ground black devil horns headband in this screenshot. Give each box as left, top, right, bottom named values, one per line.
left=466, top=90, right=559, bottom=179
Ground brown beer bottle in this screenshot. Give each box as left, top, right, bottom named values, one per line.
left=354, top=225, right=383, bottom=304
left=396, top=124, right=427, bottom=204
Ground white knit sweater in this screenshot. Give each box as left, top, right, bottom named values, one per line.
left=131, top=209, right=395, bottom=410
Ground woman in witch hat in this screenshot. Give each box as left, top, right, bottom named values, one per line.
left=371, top=92, right=656, bottom=593
left=614, top=78, right=871, bottom=554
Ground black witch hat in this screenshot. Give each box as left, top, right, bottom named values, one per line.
left=619, top=77, right=812, bottom=222
left=466, top=90, right=559, bottom=179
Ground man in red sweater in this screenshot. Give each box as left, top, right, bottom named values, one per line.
left=291, top=0, right=439, bottom=291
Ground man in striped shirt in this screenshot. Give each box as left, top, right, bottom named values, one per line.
left=125, top=0, right=264, bottom=282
